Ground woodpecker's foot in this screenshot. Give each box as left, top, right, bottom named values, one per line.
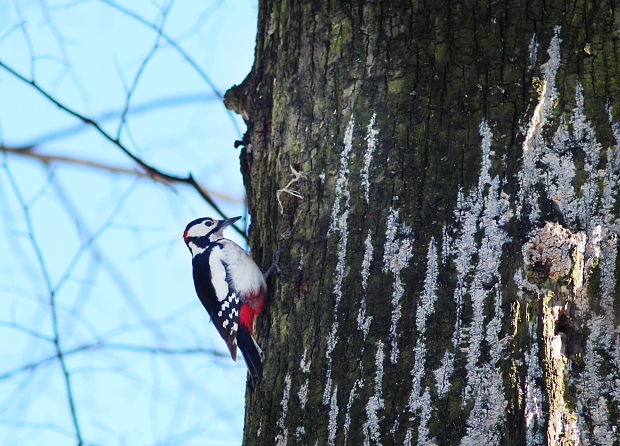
left=263, top=248, right=283, bottom=280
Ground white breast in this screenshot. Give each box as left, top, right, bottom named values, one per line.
left=218, top=239, right=266, bottom=293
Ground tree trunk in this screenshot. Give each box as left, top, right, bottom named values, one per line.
left=225, top=1, right=620, bottom=445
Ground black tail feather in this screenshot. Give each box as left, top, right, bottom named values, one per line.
left=238, top=325, right=263, bottom=391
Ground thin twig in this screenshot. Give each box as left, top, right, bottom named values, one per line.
left=49, top=178, right=179, bottom=348
left=2, top=159, right=84, bottom=445
left=276, top=165, right=304, bottom=214
left=0, top=420, right=76, bottom=441
left=37, top=0, right=89, bottom=101
left=103, top=343, right=227, bottom=357
left=13, top=1, right=36, bottom=80
left=98, top=0, right=242, bottom=137
left=116, top=4, right=170, bottom=140
left=0, top=340, right=227, bottom=382
left=0, top=344, right=94, bottom=381
left=51, top=180, right=138, bottom=296
left=0, top=21, right=24, bottom=43
left=0, top=146, right=242, bottom=203
left=48, top=172, right=177, bottom=344
left=0, top=320, right=53, bottom=342
left=23, top=92, right=218, bottom=147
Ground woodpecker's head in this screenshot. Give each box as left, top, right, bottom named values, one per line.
left=183, top=216, right=241, bottom=252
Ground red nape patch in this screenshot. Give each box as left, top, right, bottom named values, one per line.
left=183, top=229, right=188, bottom=242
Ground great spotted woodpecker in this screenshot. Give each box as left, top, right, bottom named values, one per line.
left=183, top=216, right=266, bottom=388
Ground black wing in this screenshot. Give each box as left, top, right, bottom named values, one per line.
left=192, top=251, right=241, bottom=360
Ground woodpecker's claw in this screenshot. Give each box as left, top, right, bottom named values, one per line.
left=263, top=248, right=283, bottom=280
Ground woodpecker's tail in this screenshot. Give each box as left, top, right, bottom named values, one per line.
left=238, top=325, right=264, bottom=390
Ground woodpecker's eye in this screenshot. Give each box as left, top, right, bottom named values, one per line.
left=205, top=220, right=213, bottom=227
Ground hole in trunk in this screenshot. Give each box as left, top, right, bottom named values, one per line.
left=555, top=311, right=573, bottom=336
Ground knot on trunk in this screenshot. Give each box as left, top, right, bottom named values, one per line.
left=224, top=82, right=252, bottom=123
left=522, top=222, right=586, bottom=289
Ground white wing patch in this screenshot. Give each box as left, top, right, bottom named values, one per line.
left=209, top=249, right=229, bottom=301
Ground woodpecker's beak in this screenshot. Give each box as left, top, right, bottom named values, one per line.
left=221, top=216, right=242, bottom=228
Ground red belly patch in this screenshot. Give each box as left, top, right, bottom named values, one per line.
left=239, top=288, right=266, bottom=334
left=239, top=305, right=256, bottom=333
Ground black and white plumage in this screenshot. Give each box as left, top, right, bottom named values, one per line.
left=183, top=216, right=266, bottom=388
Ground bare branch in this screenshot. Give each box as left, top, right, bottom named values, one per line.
left=0, top=60, right=248, bottom=240
left=0, top=145, right=243, bottom=203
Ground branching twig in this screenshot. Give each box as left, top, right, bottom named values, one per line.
left=98, top=0, right=242, bottom=137
left=0, top=320, right=53, bottom=343
left=51, top=180, right=137, bottom=296
left=0, top=344, right=94, bottom=382
left=2, top=158, right=85, bottom=445
left=13, top=1, right=36, bottom=80
left=23, top=92, right=218, bottom=147
left=116, top=4, right=170, bottom=140
left=49, top=175, right=183, bottom=346
left=0, top=341, right=227, bottom=382
left=276, top=165, right=304, bottom=214
left=37, top=0, right=89, bottom=100
left=0, top=145, right=242, bottom=203
left=0, top=21, right=24, bottom=43
left=0, top=60, right=247, bottom=240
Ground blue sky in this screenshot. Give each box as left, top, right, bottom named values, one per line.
left=0, top=1, right=257, bottom=444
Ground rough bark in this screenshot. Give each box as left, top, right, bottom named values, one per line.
left=225, top=1, right=620, bottom=445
